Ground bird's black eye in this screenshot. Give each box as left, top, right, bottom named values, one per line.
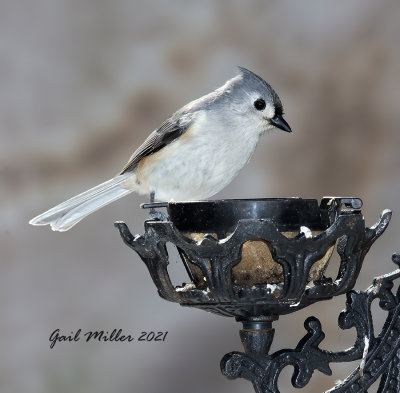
left=254, top=98, right=266, bottom=111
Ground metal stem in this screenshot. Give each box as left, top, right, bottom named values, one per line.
left=238, top=316, right=278, bottom=357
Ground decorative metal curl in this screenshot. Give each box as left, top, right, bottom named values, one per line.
left=221, top=253, right=400, bottom=393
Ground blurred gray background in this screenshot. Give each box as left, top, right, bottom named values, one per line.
left=1, top=0, right=400, bottom=392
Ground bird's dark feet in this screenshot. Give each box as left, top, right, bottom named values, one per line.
left=149, top=209, right=168, bottom=221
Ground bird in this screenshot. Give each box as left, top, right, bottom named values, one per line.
left=29, top=67, right=292, bottom=232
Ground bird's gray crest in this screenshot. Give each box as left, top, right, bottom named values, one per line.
left=237, top=66, right=282, bottom=109
left=237, top=66, right=270, bottom=88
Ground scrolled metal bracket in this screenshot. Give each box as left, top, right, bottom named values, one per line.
left=221, top=253, right=400, bottom=393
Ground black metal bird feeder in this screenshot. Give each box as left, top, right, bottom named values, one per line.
left=115, top=197, right=400, bottom=393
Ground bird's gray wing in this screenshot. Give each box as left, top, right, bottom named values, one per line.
left=120, top=113, right=195, bottom=174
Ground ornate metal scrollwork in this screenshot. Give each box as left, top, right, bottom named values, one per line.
left=115, top=204, right=391, bottom=317
left=222, top=253, right=400, bottom=393
left=115, top=197, right=398, bottom=392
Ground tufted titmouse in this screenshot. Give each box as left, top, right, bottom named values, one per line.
left=30, top=67, right=291, bottom=231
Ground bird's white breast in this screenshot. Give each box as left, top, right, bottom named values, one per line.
left=133, top=111, right=262, bottom=201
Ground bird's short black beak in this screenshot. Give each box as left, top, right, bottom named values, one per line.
left=270, top=114, right=292, bottom=133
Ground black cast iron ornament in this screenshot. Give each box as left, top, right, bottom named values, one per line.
left=115, top=197, right=400, bottom=392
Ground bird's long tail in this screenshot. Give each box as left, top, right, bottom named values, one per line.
left=29, top=174, right=133, bottom=232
